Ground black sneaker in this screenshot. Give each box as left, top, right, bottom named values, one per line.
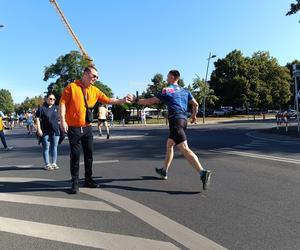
left=107, top=134, right=110, bottom=139
left=84, top=178, right=100, bottom=188
left=201, top=170, right=211, bottom=190
left=71, top=181, right=79, bottom=194
left=155, top=168, right=168, bottom=180
left=99, top=133, right=102, bottom=137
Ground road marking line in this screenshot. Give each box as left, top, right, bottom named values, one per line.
left=94, top=135, right=146, bottom=139
left=82, top=188, right=227, bottom=250
left=0, top=177, right=227, bottom=250
left=246, top=131, right=300, bottom=145
left=80, top=160, right=119, bottom=165
left=0, top=193, right=119, bottom=212
left=211, top=149, right=300, bottom=165
left=0, top=165, right=36, bottom=169
left=0, top=217, right=179, bottom=250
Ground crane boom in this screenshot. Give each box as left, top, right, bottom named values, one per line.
left=49, top=0, right=93, bottom=65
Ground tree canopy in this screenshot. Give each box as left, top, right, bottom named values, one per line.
left=44, top=51, right=113, bottom=101
left=0, top=89, right=14, bottom=114
left=210, top=50, right=291, bottom=110
left=15, top=95, right=44, bottom=114
left=287, top=1, right=300, bottom=16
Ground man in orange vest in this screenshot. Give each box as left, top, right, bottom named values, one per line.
left=60, top=66, right=132, bottom=194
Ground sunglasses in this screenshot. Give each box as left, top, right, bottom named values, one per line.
left=89, top=73, right=98, bottom=80
left=49, top=98, right=56, bottom=101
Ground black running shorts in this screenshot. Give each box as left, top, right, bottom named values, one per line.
left=168, top=118, right=187, bottom=145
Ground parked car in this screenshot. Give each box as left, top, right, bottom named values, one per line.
left=213, top=108, right=231, bottom=116
left=286, top=109, right=297, bottom=118
left=197, top=108, right=213, bottom=117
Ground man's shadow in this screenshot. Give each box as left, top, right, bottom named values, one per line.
left=0, top=176, right=200, bottom=195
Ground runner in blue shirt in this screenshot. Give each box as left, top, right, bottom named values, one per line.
left=134, top=70, right=211, bottom=190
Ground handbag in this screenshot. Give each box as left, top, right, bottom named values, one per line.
left=81, top=88, right=94, bottom=123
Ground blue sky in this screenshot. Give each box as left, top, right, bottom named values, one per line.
left=0, top=0, right=300, bottom=103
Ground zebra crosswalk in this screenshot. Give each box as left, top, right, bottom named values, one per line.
left=0, top=177, right=226, bottom=250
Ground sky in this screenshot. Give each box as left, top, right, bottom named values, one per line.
left=1, top=0, right=300, bottom=103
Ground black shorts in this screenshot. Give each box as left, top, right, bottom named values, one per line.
left=168, top=119, right=187, bottom=145
left=98, top=119, right=107, bottom=123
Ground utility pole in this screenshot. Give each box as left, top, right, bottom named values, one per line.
left=203, top=52, right=216, bottom=124
left=293, top=64, right=300, bottom=132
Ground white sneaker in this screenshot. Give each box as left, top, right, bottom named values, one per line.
left=5, top=146, right=13, bottom=151
left=51, top=163, right=59, bottom=170
left=44, top=164, right=54, bottom=171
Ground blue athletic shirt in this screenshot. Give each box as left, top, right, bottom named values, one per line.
left=156, top=84, right=193, bottom=120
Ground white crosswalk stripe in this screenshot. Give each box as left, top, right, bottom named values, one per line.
left=0, top=177, right=227, bottom=250
left=0, top=216, right=179, bottom=250
left=0, top=193, right=119, bottom=212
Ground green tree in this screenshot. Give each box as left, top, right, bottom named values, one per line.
left=44, top=51, right=113, bottom=102
left=0, top=89, right=14, bottom=114
left=192, top=76, right=218, bottom=107
left=142, top=73, right=167, bottom=113
left=178, top=78, right=185, bottom=88
left=210, top=50, right=252, bottom=108
left=287, top=1, right=300, bottom=16
left=15, top=95, right=44, bottom=114
left=210, top=50, right=292, bottom=110
left=251, top=51, right=291, bottom=109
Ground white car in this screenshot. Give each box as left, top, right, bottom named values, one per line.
left=213, top=109, right=230, bottom=116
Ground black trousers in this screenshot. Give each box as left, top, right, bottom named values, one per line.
left=0, top=130, right=7, bottom=148
left=68, top=126, right=93, bottom=182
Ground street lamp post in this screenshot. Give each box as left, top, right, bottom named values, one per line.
left=203, top=52, right=216, bottom=124
left=293, top=64, right=300, bottom=133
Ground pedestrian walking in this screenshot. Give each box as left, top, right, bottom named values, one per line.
left=25, top=111, right=34, bottom=135
left=141, top=109, right=147, bottom=125
left=98, top=104, right=110, bottom=139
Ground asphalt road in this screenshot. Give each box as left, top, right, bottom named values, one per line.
left=0, top=120, right=300, bottom=250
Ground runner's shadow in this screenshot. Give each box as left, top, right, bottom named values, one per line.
left=94, top=176, right=161, bottom=183
left=100, top=184, right=200, bottom=195
left=93, top=176, right=200, bottom=195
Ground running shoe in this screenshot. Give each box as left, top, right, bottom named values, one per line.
left=201, top=170, right=211, bottom=190
left=4, top=146, right=13, bottom=151
left=52, top=163, right=59, bottom=170
left=44, top=164, right=54, bottom=171
left=107, top=134, right=110, bottom=139
left=155, top=168, right=168, bottom=180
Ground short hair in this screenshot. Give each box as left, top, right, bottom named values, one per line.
left=168, top=70, right=180, bottom=80
left=46, top=92, right=55, bottom=98
left=84, top=66, right=98, bottom=73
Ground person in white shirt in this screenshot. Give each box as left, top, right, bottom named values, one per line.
left=98, top=104, right=110, bottom=139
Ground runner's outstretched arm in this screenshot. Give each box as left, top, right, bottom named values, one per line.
left=136, top=97, right=160, bottom=106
